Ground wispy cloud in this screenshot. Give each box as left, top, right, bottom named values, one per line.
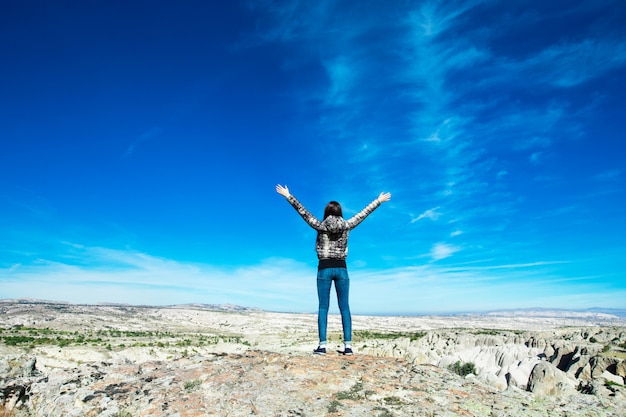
left=430, top=242, right=459, bottom=261
left=1, top=246, right=316, bottom=312
left=2, top=246, right=622, bottom=314
left=240, top=0, right=623, bottom=297
left=411, top=206, right=442, bottom=223
left=522, top=38, right=626, bottom=88
left=351, top=261, right=625, bottom=314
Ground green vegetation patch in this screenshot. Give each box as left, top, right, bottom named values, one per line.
left=449, top=361, right=477, bottom=377
left=0, top=326, right=248, bottom=350
left=335, top=381, right=364, bottom=401
left=184, top=379, right=202, bottom=392
left=472, top=328, right=524, bottom=336
left=373, top=407, right=394, bottom=417
left=327, top=399, right=341, bottom=413
left=383, top=396, right=405, bottom=406
left=354, top=330, right=426, bottom=342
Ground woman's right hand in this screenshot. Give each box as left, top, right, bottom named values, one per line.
left=276, top=184, right=291, bottom=198
left=377, top=191, right=391, bottom=203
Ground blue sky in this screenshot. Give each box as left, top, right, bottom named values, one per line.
left=1, top=0, right=625, bottom=315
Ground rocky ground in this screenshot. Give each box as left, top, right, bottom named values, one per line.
left=1, top=301, right=625, bottom=416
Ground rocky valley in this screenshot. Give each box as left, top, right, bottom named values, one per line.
left=1, top=300, right=625, bottom=416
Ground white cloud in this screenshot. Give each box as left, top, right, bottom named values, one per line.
left=0, top=246, right=317, bottom=312
left=411, top=206, right=442, bottom=223
left=350, top=261, right=624, bottom=314
left=2, top=246, right=623, bottom=315
left=532, top=39, right=626, bottom=88
left=430, top=242, right=459, bottom=261
left=238, top=0, right=622, bottom=301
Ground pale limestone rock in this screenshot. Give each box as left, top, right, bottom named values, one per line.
left=590, top=356, right=618, bottom=378
left=543, top=343, right=555, bottom=360
left=551, top=343, right=578, bottom=371
left=578, top=362, right=593, bottom=381
left=565, top=353, right=592, bottom=379
left=505, top=359, right=538, bottom=390
left=478, top=371, right=508, bottom=390
left=601, top=370, right=625, bottom=385
left=617, top=359, right=626, bottom=378
left=526, top=336, right=547, bottom=349
left=2, top=302, right=626, bottom=416
left=527, top=361, right=576, bottom=396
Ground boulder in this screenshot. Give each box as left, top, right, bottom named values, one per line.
left=478, top=372, right=508, bottom=391
left=0, top=355, right=38, bottom=379
left=527, top=361, right=576, bottom=396
left=505, top=359, right=538, bottom=390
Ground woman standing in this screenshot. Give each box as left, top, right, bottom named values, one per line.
left=276, top=184, right=391, bottom=355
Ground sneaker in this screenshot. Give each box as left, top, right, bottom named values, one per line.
left=340, top=347, right=354, bottom=356
left=313, top=346, right=327, bottom=355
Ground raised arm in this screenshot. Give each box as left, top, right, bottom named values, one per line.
left=345, top=191, right=392, bottom=229
left=276, top=184, right=324, bottom=230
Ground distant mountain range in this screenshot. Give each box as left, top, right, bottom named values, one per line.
left=0, top=299, right=261, bottom=313
left=1, top=299, right=623, bottom=318
left=483, top=307, right=626, bottom=319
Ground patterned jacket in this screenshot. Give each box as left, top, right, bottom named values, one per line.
left=287, top=195, right=381, bottom=260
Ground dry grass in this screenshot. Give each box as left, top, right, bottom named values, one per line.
left=606, top=351, right=626, bottom=359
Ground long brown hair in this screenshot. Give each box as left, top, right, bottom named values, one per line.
left=323, top=201, right=343, bottom=219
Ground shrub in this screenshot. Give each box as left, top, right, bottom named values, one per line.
left=184, top=379, right=202, bottom=392
left=373, top=407, right=394, bottom=417
left=328, top=400, right=341, bottom=413
left=335, top=381, right=364, bottom=400
left=383, top=396, right=404, bottom=405
left=449, top=361, right=476, bottom=377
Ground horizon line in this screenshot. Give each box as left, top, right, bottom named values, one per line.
left=2, top=298, right=625, bottom=319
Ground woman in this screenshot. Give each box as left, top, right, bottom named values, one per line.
left=276, top=184, right=391, bottom=355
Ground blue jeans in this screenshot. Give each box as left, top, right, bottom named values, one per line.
left=317, top=267, right=351, bottom=344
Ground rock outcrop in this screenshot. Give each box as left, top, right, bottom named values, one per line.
left=1, top=351, right=624, bottom=417
left=1, top=302, right=626, bottom=416
left=360, top=328, right=626, bottom=394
